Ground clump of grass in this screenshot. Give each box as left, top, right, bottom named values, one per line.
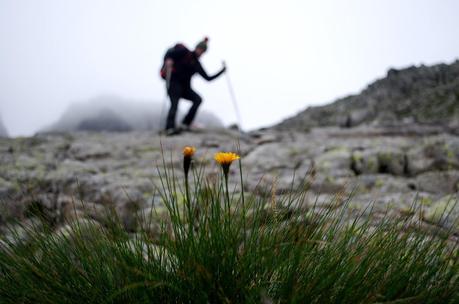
left=0, top=146, right=458, bottom=303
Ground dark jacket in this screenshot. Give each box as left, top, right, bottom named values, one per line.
left=163, top=44, right=224, bottom=85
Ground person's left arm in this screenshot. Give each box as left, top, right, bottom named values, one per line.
left=197, top=61, right=226, bottom=81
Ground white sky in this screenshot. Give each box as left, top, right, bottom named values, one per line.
left=1, top=0, right=458, bottom=136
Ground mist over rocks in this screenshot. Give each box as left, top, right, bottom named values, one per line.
left=42, top=95, right=223, bottom=133
left=0, top=116, right=8, bottom=137
left=276, top=60, right=459, bottom=132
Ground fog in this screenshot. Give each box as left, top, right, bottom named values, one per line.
left=1, top=0, right=459, bottom=136
left=40, top=95, right=223, bottom=133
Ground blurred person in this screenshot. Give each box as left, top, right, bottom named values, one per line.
left=160, top=37, right=226, bottom=135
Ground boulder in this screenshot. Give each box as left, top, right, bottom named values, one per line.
left=315, top=147, right=353, bottom=177
left=376, top=148, right=406, bottom=176
left=356, top=174, right=414, bottom=194
left=243, top=142, right=304, bottom=173
left=423, top=194, right=459, bottom=233
left=1, top=217, right=43, bottom=244
left=351, top=148, right=407, bottom=176
left=351, top=150, right=379, bottom=175
left=405, top=137, right=459, bottom=175
left=415, top=171, right=459, bottom=194
left=55, top=218, right=103, bottom=239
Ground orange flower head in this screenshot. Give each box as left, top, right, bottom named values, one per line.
left=183, top=146, right=196, bottom=158
left=183, top=146, right=196, bottom=178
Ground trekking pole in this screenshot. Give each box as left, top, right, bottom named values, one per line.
left=158, top=66, right=172, bottom=131
left=223, top=61, right=243, bottom=131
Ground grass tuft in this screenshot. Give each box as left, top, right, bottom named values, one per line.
left=0, top=150, right=458, bottom=303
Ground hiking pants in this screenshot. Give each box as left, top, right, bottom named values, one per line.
left=166, top=82, right=202, bottom=130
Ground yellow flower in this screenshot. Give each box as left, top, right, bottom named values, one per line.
left=183, top=146, right=196, bottom=157
left=214, top=152, right=240, bottom=166
left=215, top=152, right=240, bottom=199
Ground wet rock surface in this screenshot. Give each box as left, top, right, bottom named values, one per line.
left=1, top=126, right=458, bottom=236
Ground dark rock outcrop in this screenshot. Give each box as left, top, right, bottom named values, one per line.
left=276, top=60, right=459, bottom=131
left=77, top=108, right=132, bottom=132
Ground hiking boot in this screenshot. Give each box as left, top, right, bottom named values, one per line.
left=164, top=128, right=182, bottom=136
left=179, top=123, right=203, bottom=133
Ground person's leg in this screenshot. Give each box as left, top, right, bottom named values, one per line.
left=165, top=83, right=182, bottom=130
left=181, top=88, right=202, bottom=127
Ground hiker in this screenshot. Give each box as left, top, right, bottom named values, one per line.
left=160, top=37, right=226, bottom=135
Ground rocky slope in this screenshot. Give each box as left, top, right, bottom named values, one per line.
left=276, top=60, right=459, bottom=131
left=2, top=61, right=459, bottom=240
left=1, top=126, right=458, bottom=237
